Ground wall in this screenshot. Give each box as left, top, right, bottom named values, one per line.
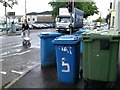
left=27, top=15, right=37, bottom=24
left=37, top=15, right=55, bottom=23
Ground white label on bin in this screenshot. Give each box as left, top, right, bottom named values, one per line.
left=60, top=46, right=72, bottom=55
left=61, top=58, right=70, bottom=72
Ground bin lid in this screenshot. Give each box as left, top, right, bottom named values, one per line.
left=53, top=35, right=80, bottom=45
left=81, top=32, right=120, bottom=42
left=76, top=29, right=90, bottom=35
left=38, top=32, right=61, bottom=38
left=82, top=29, right=109, bottom=35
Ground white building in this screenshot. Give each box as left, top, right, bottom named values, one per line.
left=110, top=0, right=116, bottom=28
left=26, top=11, right=55, bottom=24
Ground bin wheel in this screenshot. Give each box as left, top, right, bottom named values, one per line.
left=80, top=69, right=83, bottom=79
left=106, top=70, right=119, bottom=89
left=28, top=42, right=31, bottom=47
left=106, top=82, right=115, bottom=88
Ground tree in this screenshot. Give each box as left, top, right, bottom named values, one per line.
left=0, top=0, right=18, bottom=9
left=93, top=17, right=104, bottom=22
left=49, top=0, right=99, bottom=18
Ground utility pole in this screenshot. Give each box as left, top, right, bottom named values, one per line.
left=4, top=0, right=8, bottom=34
left=25, top=0, right=27, bottom=20
left=70, top=8, right=72, bottom=35
left=100, top=12, right=101, bottom=27
left=108, top=1, right=112, bottom=29
left=68, top=0, right=74, bottom=35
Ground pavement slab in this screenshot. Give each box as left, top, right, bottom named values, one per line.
left=3, top=65, right=120, bottom=89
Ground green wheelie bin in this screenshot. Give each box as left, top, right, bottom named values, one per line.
left=81, top=33, right=120, bottom=82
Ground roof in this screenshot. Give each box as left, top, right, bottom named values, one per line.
left=38, top=11, right=52, bottom=15
left=26, top=11, right=52, bottom=15
left=26, top=12, right=38, bottom=15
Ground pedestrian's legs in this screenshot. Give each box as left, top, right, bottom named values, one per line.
left=28, top=30, right=30, bottom=36
left=23, top=31, right=25, bottom=37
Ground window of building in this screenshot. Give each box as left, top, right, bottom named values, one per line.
left=28, top=18, right=30, bottom=21
left=33, top=18, right=35, bottom=21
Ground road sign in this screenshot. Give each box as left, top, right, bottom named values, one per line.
left=7, top=12, right=15, bottom=16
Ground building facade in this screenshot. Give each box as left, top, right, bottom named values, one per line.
left=110, top=0, right=116, bottom=28
left=26, top=11, right=55, bottom=24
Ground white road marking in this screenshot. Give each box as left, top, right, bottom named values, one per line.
left=11, top=70, right=24, bottom=75
left=1, top=71, right=7, bottom=75
left=1, top=52, right=9, bottom=56
left=16, top=49, right=21, bottom=52
left=30, top=46, right=40, bottom=49
left=27, top=66, right=33, bottom=68
left=12, top=44, right=21, bottom=48
left=0, top=59, right=4, bottom=62
left=2, top=50, right=31, bottom=58
left=2, top=53, right=19, bottom=58
left=0, top=36, right=4, bottom=39
left=18, top=50, right=31, bottom=55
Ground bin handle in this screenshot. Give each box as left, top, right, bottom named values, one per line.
left=109, top=36, right=120, bottom=42
left=112, top=37, right=120, bottom=40
left=83, top=36, right=90, bottom=40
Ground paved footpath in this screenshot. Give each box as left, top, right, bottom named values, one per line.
left=4, top=65, right=85, bottom=89
left=2, top=64, right=120, bottom=89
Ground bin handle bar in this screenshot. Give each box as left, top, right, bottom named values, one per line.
left=109, top=36, right=120, bottom=42
left=83, top=36, right=90, bottom=40
left=112, top=37, right=120, bottom=41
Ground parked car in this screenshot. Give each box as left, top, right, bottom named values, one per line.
left=1, top=24, right=11, bottom=31
left=48, top=23, right=55, bottom=28
left=15, top=23, right=22, bottom=31
left=0, top=24, right=3, bottom=31
left=83, top=23, right=96, bottom=30
left=36, top=24, right=44, bottom=29
left=32, top=24, right=40, bottom=29
left=42, top=23, right=48, bottom=28
left=30, top=23, right=55, bottom=29
left=29, top=24, right=33, bottom=30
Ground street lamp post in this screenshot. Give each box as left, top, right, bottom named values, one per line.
left=108, top=1, right=113, bottom=29
left=108, top=9, right=111, bottom=29
left=68, top=0, right=74, bottom=35
left=100, top=12, right=101, bottom=27
left=4, top=0, right=8, bottom=34
left=25, top=0, right=27, bottom=19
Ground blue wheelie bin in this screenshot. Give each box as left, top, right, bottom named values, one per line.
left=38, top=32, right=61, bottom=68
left=76, top=28, right=89, bottom=54
left=76, top=29, right=90, bottom=76
left=53, top=35, right=80, bottom=84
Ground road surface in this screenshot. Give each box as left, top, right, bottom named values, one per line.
left=1, top=29, right=56, bottom=87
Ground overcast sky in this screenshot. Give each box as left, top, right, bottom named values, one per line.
left=0, top=0, right=111, bottom=19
